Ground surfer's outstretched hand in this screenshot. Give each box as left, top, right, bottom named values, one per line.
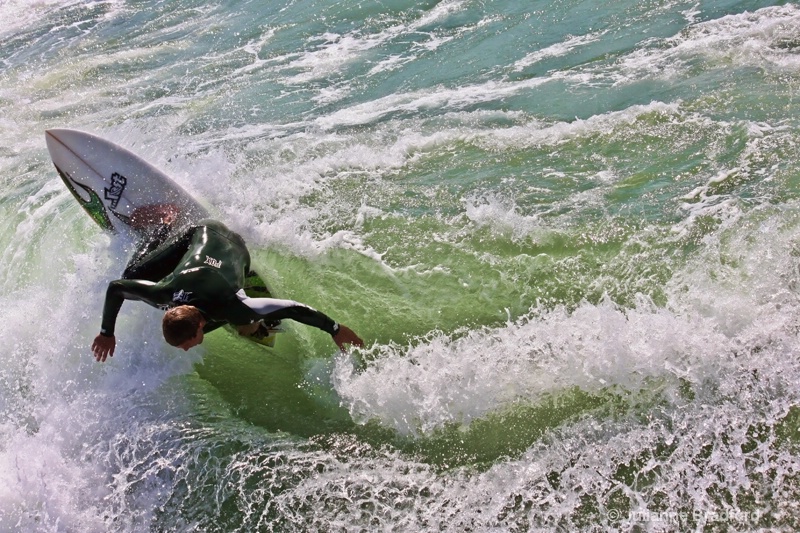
left=333, top=325, right=364, bottom=351
left=92, top=334, right=116, bottom=362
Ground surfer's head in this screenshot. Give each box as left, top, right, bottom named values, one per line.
left=163, top=305, right=205, bottom=350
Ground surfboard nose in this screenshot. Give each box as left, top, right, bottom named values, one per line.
left=44, top=128, right=72, bottom=152
left=44, top=129, right=66, bottom=156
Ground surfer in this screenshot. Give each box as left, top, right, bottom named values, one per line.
left=90, top=206, right=363, bottom=362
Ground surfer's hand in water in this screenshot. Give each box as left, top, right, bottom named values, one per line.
left=92, top=334, right=116, bottom=362
left=333, top=325, right=364, bottom=351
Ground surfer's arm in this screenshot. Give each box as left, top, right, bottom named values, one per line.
left=93, top=279, right=168, bottom=362
left=99, top=279, right=164, bottom=336
left=234, top=291, right=363, bottom=349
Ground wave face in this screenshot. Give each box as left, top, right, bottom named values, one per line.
left=2, top=0, right=800, bottom=530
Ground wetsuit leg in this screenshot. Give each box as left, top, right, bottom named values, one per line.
left=199, top=220, right=265, bottom=296
left=122, top=226, right=195, bottom=281
left=122, top=224, right=171, bottom=278
left=197, top=219, right=252, bottom=274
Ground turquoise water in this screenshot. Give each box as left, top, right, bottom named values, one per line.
left=2, top=0, right=800, bottom=530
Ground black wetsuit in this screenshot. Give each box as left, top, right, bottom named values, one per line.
left=99, top=220, right=338, bottom=338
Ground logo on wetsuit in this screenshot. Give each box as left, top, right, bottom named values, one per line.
left=104, top=173, right=127, bottom=209
left=172, top=289, right=193, bottom=304
left=204, top=255, right=222, bottom=268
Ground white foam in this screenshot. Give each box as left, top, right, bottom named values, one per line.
left=513, top=32, right=605, bottom=71
left=0, top=0, right=108, bottom=39
left=463, top=194, right=543, bottom=241
left=612, top=4, right=800, bottom=85
left=0, top=265, right=186, bottom=530
left=313, top=76, right=549, bottom=130
left=0, top=166, right=207, bottom=528
left=333, top=197, right=800, bottom=446
left=278, top=0, right=471, bottom=86
left=333, top=294, right=731, bottom=437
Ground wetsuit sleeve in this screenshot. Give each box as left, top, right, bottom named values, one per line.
left=100, top=279, right=169, bottom=336
left=234, top=290, right=339, bottom=335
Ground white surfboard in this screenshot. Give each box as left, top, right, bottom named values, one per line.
left=45, top=128, right=208, bottom=234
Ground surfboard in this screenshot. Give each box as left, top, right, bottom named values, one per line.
left=45, top=128, right=207, bottom=235
left=45, top=128, right=281, bottom=347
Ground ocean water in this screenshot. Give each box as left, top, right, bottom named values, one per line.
left=2, top=0, right=800, bottom=530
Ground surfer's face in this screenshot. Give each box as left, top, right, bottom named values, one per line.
left=178, top=325, right=204, bottom=351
